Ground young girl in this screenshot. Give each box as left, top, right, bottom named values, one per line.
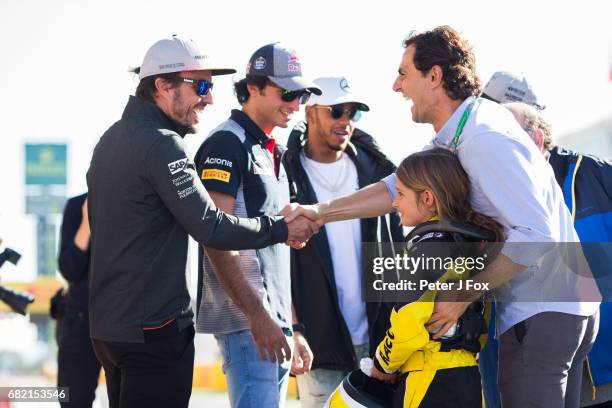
left=370, top=147, right=504, bottom=408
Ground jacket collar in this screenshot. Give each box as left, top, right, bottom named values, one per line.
left=122, top=96, right=192, bottom=137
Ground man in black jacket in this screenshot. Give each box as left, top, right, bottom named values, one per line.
left=86, top=35, right=317, bottom=408
left=283, top=76, right=404, bottom=407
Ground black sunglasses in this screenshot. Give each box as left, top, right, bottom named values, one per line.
left=279, top=88, right=311, bottom=104
left=318, top=105, right=362, bottom=122
left=180, top=78, right=213, bottom=96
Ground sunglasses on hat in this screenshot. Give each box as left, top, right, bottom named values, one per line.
left=180, top=77, right=213, bottom=96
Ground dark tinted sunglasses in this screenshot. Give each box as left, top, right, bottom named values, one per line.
left=280, top=88, right=311, bottom=104
left=320, top=105, right=362, bottom=122
left=181, top=78, right=213, bottom=96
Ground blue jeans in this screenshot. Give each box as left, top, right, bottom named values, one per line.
left=215, top=329, right=291, bottom=408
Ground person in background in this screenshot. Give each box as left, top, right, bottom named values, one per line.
left=57, top=193, right=102, bottom=407
left=504, top=100, right=612, bottom=408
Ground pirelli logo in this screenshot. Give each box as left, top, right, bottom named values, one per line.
left=201, top=169, right=231, bottom=183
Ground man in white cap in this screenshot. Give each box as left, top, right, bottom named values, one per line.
left=193, top=43, right=321, bottom=408
left=283, top=76, right=404, bottom=407
left=86, top=36, right=318, bottom=408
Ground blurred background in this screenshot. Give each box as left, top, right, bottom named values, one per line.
left=1, top=0, right=611, bottom=406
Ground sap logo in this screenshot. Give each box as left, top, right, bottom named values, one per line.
left=168, top=158, right=188, bottom=175
left=204, top=157, right=232, bottom=168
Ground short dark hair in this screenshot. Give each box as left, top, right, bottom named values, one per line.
left=403, top=26, right=481, bottom=101
left=234, top=75, right=269, bottom=105
left=135, top=72, right=183, bottom=103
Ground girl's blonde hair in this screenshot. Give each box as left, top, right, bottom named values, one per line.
left=396, top=148, right=505, bottom=241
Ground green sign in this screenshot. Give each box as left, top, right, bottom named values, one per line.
left=25, top=144, right=67, bottom=185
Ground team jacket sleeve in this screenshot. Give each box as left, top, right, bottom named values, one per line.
left=195, top=132, right=245, bottom=198
left=145, top=134, right=288, bottom=249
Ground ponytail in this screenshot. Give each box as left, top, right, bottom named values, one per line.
left=467, top=210, right=505, bottom=242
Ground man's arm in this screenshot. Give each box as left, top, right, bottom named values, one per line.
left=283, top=180, right=394, bottom=225
left=146, top=135, right=318, bottom=249
left=204, top=190, right=291, bottom=363
left=426, top=253, right=525, bottom=337
left=290, top=304, right=312, bottom=375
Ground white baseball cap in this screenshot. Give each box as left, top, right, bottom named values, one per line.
left=131, top=35, right=236, bottom=80
left=306, top=76, right=369, bottom=111
left=482, top=71, right=545, bottom=110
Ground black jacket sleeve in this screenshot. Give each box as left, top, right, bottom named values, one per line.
left=146, top=134, right=288, bottom=249
left=58, top=194, right=89, bottom=283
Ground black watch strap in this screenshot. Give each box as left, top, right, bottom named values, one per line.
left=292, top=323, right=306, bottom=334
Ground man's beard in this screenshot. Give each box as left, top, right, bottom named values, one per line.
left=171, top=92, right=205, bottom=134
left=326, top=141, right=345, bottom=152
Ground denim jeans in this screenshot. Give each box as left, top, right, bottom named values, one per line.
left=215, top=329, right=292, bottom=408
left=296, top=342, right=370, bottom=408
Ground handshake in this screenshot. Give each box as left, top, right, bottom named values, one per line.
left=280, top=203, right=324, bottom=249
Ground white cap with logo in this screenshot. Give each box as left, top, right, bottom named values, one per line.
left=306, top=76, right=370, bottom=111
left=131, top=35, right=236, bottom=80
left=482, top=71, right=545, bottom=110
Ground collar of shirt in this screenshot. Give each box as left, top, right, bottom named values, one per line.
left=230, top=109, right=274, bottom=148
left=431, top=96, right=475, bottom=149
left=264, top=137, right=276, bottom=155
left=230, top=109, right=278, bottom=174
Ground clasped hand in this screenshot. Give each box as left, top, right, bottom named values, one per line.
left=280, top=203, right=324, bottom=249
